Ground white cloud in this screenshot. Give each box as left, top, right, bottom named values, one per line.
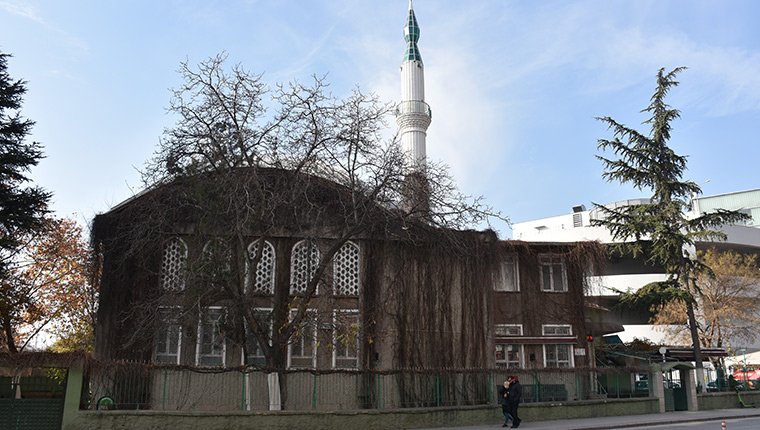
left=0, top=0, right=45, bottom=24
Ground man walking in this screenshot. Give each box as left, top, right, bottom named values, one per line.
left=506, top=376, right=522, bottom=428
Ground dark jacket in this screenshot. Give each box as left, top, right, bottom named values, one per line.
left=497, top=385, right=509, bottom=405
left=506, top=380, right=522, bottom=404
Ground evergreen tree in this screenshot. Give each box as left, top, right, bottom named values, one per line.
left=593, top=67, right=748, bottom=388
left=0, top=51, right=51, bottom=352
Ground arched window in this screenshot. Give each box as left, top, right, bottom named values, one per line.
left=245, top=240, right=275, bottom=294
left=160, top=237, right=187, bottom=291
left=201, top=238, right=232, bottom=288
left=290, top=240, right=320, bottom=295
left=333, top=241, right=360, bottom=296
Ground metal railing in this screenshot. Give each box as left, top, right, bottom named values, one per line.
left=395, top=100, right=432, bottom=118
left=84, top=363, right=652, bottom=412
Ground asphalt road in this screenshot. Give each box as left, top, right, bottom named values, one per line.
left=631, top=417, right=760, bottom=430
left=421, top=409, right=760, bottom=430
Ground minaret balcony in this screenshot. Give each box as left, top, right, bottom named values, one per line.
left=395, top=100, right=432, bottom=119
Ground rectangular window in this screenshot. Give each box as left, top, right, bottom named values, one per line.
left=494, top=255, right=519, bottom=292
left=288, top=310, right=317, bottom=369
left=542, top=324, right=572, bottom=336
left=155, top=307, right=182, bottom=364
left=244, top=308, right=272, bottom=366
left=544, top=344, right=573, bottom=368
left=572, top=212, right=583, bottom=228
left=197, top=307, right=226, bottom=367
left=539, top=255, right=567, bottom=292
left=494, top=324, right=523, bottom=336
left=333, top=310, right=360, bottom=369
left=495, top=344, right=522, bottom=368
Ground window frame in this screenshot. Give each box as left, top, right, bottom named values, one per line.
left=160, top=237, right=188, bottom=291
left=196, top=306, right=227, bottom=367
left=332, top=241, right=361, bottom=296
left=287, top=309, right=317, bottom=369
left=543, top=344, right=574, bottom=368
left=201, top=238, right=232, bottom=289
left=539, top=254, right=567, bottom=292
left=243, top=307, right=273, bottom=366
left=494, top=254, right=519, bottom=292
left=494, top=323, right=523, bottom=368
left=494, top=324, right=523, bottom=337
left=495, top=343, right=523, bottom=368
left=245, top=240, right=276, bottom=295
left=541, top=324, right=572, bottom=336
left=290, top=240, right=321, bottom=295
left=332, top=309, right=360, bottom=369
left=155, top=307, right=182, bottom=364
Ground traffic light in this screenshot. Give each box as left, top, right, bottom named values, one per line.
left=586, top=334, right=594, bottom=343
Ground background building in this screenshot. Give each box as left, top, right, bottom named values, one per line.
left=512, top=189, right=760, bottom=352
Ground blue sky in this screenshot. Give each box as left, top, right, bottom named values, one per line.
left=2, top=0, right=760, bottom=238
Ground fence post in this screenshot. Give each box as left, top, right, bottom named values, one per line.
left=61, top=365, right=84, bottom=430
left=240, top=371, right=246, bottom=411
left=435, top=373, right=441, bottom=407
left=162, top=369, right=168, bottom=410
left=488, top=372, right=494, bottom=404
left=312, top=372, right=317, bottom=410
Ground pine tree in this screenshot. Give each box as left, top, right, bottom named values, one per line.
left=0, top=51, right=51, bottom=352
left=593, top=67, right=748, bottom=388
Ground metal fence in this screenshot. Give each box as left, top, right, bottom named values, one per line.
left=85, top=363, right=653, bottom=412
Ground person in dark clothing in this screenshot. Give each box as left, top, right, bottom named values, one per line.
left=497, top=379, right=513, bottom=427
left=506, top=376, right=522, bottom=428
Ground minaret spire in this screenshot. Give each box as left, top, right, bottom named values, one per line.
left=396, top=0, right=431, bottom=170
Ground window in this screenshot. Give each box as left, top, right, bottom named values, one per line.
left=201, top=238, right=231, bottom=288
left=290, top=240, right=321, bottom=295
left=495, top=324, right=522, bottom=368
left=495, top=344, right=522, bottom=368
left=244, top=308, right=272, bottom=366
left=160, top=237, right=187, bottom=291
left=494, top=255, right=519, bottom=292
left=542, top=324, right=572, bottom=336
left=288, top=310, right=317, bottom=368
left=155, top=307, right=182, bottom=364
left=544, top=344, right=573, bottom=368
left=572, top=212, right=583, bottom=228
left=494, top=324, right=523, bottom=336
left=333, top=310, right=360, bottom=369
left=333, top=242, right=360, bottom=296
left=246, top=240, right=275, bottom=294
left=197, top=307, right=226, bottom=366
left=539, top=255, right=567, bottom=292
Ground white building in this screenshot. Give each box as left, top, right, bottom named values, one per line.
left=512, top=189, right=760, bottom=349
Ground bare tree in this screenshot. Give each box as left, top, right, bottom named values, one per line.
left=653, top=249, right=760, bottom=365
left=92, top=53, right=504, bottom=406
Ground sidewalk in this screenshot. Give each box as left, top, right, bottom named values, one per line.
left=423, top=408, right=760, bottom=430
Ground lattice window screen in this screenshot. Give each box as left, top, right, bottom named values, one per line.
left=160, top=237, right=187, bottom=291
left=290, top=240, right=320, bottom=294
left=333, top=242, right=360, bottom=296
left=246, top=240, right=275, bottom=294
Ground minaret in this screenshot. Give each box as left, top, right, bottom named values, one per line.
left=396, top=0, right=431, bottom=170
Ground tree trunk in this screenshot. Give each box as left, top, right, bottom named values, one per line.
left=685, top=300, right=704, bottom=391
left=2, top=316, right=18, bottom=353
